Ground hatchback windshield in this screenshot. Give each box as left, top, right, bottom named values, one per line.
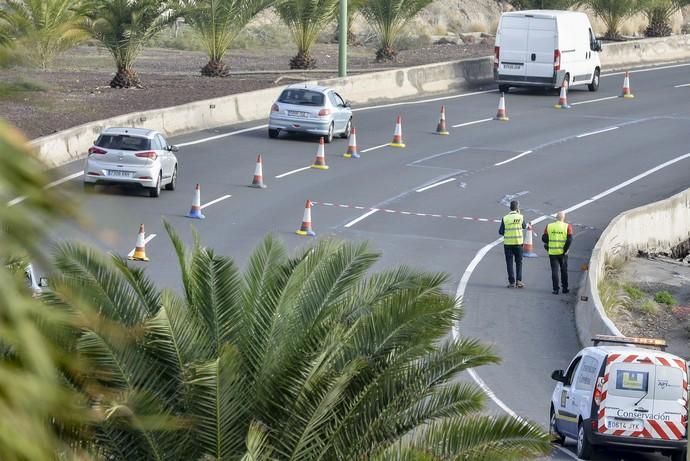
left=278, top=89, right=325, bottom=106
left=96, top=134, right=151, bottom=151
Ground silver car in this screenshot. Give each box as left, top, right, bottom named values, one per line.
left=268, top=85, right=352, bottom=143
left=83, top=127, right=178, bottom=197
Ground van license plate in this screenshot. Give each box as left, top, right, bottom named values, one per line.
left=107, top=170, right=134, bottom=178
left=607, top=419, right=643, bottom=432
left=503, top=64, right=522, bottom=70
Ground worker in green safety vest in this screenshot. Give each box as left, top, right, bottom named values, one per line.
left=498, top=200, right=526, bottom=288
left=542, top=211, right=574, bottom=295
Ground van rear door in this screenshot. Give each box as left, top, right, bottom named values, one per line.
left=649, top=360, right=687, bottom=440
left=525, top=16, right=556, bottom=80
left=497, top=15, right=528, bottom=78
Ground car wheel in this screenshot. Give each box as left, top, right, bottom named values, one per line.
left=325, top=123, right=334, bottom=143
left=549, top=407, right=565, bottom=445
left=268, top=128, right=279, bottom=139
left=341, top=118, right=352, bottom=139
left=588, top=68, right=600, bottom=92
left=498, top=84, right=510, bottom=94
left=149, top=173, right=161, bottom=198
left=83, top=182, right=95, bottom=192
left=165, top=165, right=177, bottom=191
left=576, top=422, right=592, bottom=460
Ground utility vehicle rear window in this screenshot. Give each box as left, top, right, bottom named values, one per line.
left=615, top=370, right=648, bottom=392
left=96, top=135, right=151, bottom=151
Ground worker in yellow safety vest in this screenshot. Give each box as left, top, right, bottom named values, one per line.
left=498, top=200, right=526, bottom=288
left=542, top=211, right=574, bottom=295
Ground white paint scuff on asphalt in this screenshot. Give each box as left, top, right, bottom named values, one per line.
left=127, top=233, right=156, bottom=258
left=576, top=126, right=619, bottom=138
left=200, top=194, right=231, bottom=210
left=452, top=118, right=493, bottom=128
left=415, top=177, right=456, bottom=192
left=456, top=152, right=690, bottom=459
left=275, top=166, right=311, bottom=178
left=344, top=208, right=379, bottom=228
left=495, top=150, right=533, bottom=166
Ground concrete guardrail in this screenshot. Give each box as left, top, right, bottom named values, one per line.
left=30, top=34, right=690, bottom=169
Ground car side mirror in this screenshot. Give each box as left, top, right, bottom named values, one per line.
left=38, top=277, right=49, bottom=288
left=592, top=40, right=602, bottom=52
left=551, top=369, right=566, bottom=382
left=168, top=145, right=179, bottom=152
left=345, top=101, right=351, bottom=108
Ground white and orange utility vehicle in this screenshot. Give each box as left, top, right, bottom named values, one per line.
left=550, top=335, right=688, bottom=460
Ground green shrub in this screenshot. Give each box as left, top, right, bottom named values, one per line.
left=636, top=299, right=659, bottom=315
left=654, top=290, right=677, bottom=307
left=623, top=284, right=645, bottom=301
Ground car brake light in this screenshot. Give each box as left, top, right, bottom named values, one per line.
left=554, top=49, right=561, bottom=71
left=591, top=420, right=598, bottom=432
left=135, top=151, right=157, bottom=160
left=138, top=176, right=152, bottom=180
left=318, top=108, right=331, bottom=117
left=87, top=172, right=102, bottom=176
left=271, top=103, right=279, bottom=112
left=88, top=147, right=106, bottom=155
left=494, top=46, right=500, bottom=69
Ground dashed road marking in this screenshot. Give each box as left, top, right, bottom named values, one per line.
left=313, top=201, right=501, bottom=223
left=495, top=150, right=532, bottom=166
left=571, top=96, right=619, bottom=105
left=127, top=233, right=157, bottom=258
left=8, top=171, right=84, bottom=207
left=275, top=166, right=311, bottom=178
left=415, top=177, right=456, bottom=192
left=344, top=208, right=378, bottom=228
left=674, top=83, right=690, bottom=88
left=176, top=125, right=268, bottom=147
left=361, top=143, right=389, bottom=153
left=200, top=194, right=231, bottom=209
left=576, top=126, right=619, bottom=138
left=452, top=118, right=493, bottom=128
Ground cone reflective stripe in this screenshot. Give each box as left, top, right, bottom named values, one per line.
left=250, top=154, right=267, bottom=188
left=186, top=183, right=205, bottom=219
left=436, top=105, right=449, bottom=135
left=311, top=137, right=329, bottom=170
left=621, top=71, right=634, bottom=98
left=494, top=93, right=509, bottom=121
left=343, top=128, right=360, bottom=158
left=128, top=224, right=150, bottom=261
left=554, top=80, right=571, bottom=109
left=523, top=222, right=538, bottom=258
left=296, top=200, right=316, bottom=236
left=389, top=115, right=406, bottom=148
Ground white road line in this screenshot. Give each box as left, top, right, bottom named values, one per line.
left=674, top=83, right=690, bottom=88
left=361, top=143, right=389, bottom=153
left=494, top=150, right=532, bottom=166
left=555, top=446, right=580, bottom=460
left=275, top=166, right=311, bottom=178
left=576, top=126, right=619, bottom=138
left=344, top=208, right=379, bottom=228
left=452, top=118, right=493, bottom=128
left=354, top=89, right=498, bottom=112
left=8, top=171, right=85, bottom=207
left=127, top=233, right=157, bottom=258
left=416, top=177, right=456, bottom=192
left=571, top=96, right=619, bottom=106
left=602, top=62, right=690, bottom=77
left=177, top=125, right=267, bottom=147
left=455, top=152, right=690, bottom=441
left=200, top=194, right=231, bottom=210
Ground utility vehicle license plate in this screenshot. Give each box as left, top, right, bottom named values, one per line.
left=607, top=419, right=643, bottom=432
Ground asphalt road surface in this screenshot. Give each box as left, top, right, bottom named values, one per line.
left=26, top=62, right=690, bottom=460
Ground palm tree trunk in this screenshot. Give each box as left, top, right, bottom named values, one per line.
left=110, top=68, right=142, bottom=89
left=375, top=45, right=397, bottom=62
left=289, top=50, right=316, bottom=69
left=200, top=59, right=230, bottom=77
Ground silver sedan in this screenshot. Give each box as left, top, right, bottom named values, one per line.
left=268, top=85, right=352, bottom=143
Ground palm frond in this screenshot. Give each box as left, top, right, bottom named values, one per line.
left=360, top=0, right=433, bottom=50
left=276, top=0, right=339, bottom=53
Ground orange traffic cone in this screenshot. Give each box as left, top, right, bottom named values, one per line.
left=128, top=224, right=150, bottom=261
left=389, top=115, right=406, bottom=148
left=523, top=222, right=538, bottom=258
left=343, top=127, right=360, bottom=158
left=621, top=71, right=634, bottom=98
left=554, top=80, right=571, bottom=109
left=311, top=137, right=329, bottom=170
left=186, top=183, right=205, bottom=219
left=295, top=200, right=316, bottom=237
left=436, top=105, right=449, bottom=135
left=495, top=93, right=509, bottom=121
left=250, top=154, right=267, bottom=188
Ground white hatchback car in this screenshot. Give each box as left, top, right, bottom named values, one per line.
left=83, top=127, right=178, bottom=197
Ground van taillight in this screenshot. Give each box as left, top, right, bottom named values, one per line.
left=593, top=387, right=602, bottom=406
left=554, top=49, right=561, bottom=71
left=135, top=151, right=157, bottom=160
left=494, top=46, right=500, bottom=69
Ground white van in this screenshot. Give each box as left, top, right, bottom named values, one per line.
left=494, top=10, right=602, bottom=93
left=550, top=335, right=687, bottom=460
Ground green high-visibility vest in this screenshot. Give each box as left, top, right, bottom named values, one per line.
left=502, top=211, right=524, bottom=245
left=547, top=221, right=569, bottom=255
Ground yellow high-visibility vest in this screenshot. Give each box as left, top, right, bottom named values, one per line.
left=502, top=211, right=524, bottom=245
left=547, top=221, right=569, bottom=255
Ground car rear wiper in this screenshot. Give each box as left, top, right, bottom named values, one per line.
left=634, top=391, right=648, bottom=407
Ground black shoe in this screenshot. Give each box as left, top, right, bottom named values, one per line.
left=552, top=289, right=559, bottom=295
left=562, top=288, right=570, bottom=294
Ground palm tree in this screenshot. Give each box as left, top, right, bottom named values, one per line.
left=1, top=0, right=89, bottom=69
left=359, top=0, right=434, bottom=62
left=640, top=0, right=690, bottom=36
left=46, top=223, right=552, bottom=459
left=180, top=0, right=276, bottom=77
left=334, top=0, right=367, bottom=45
left=82, top=0, right=180, bottom=88
left=276, top=0, right=339, bottom=69
left=572, top=0, right=641, bottom=39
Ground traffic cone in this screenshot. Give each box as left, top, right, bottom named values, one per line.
left=389, top=115, right=406, bottom=148
left=295, top=200, right=316, bottom=237
left=250, top=154, right=267, bottom=188
left=494, top=93, right=509, bottom=121
left=621, top=71, right=634, bottom=98
left=186, top=183, right=205, bottom=219
left=554, top=80, right=571, bottom=109
left=436, top=105, right=449, bottom=135
left=343, top=127, right=360, bottom=158
left=311, top=137, right=329, bottom=170
left=128, top=224, right=150, bottom=261
left=523, top=222, right=538, bottom=258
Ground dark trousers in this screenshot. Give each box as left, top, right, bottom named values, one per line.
left=504, top=245, right=523, bottom=284
left=549, top=254, right=568, bottom=291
